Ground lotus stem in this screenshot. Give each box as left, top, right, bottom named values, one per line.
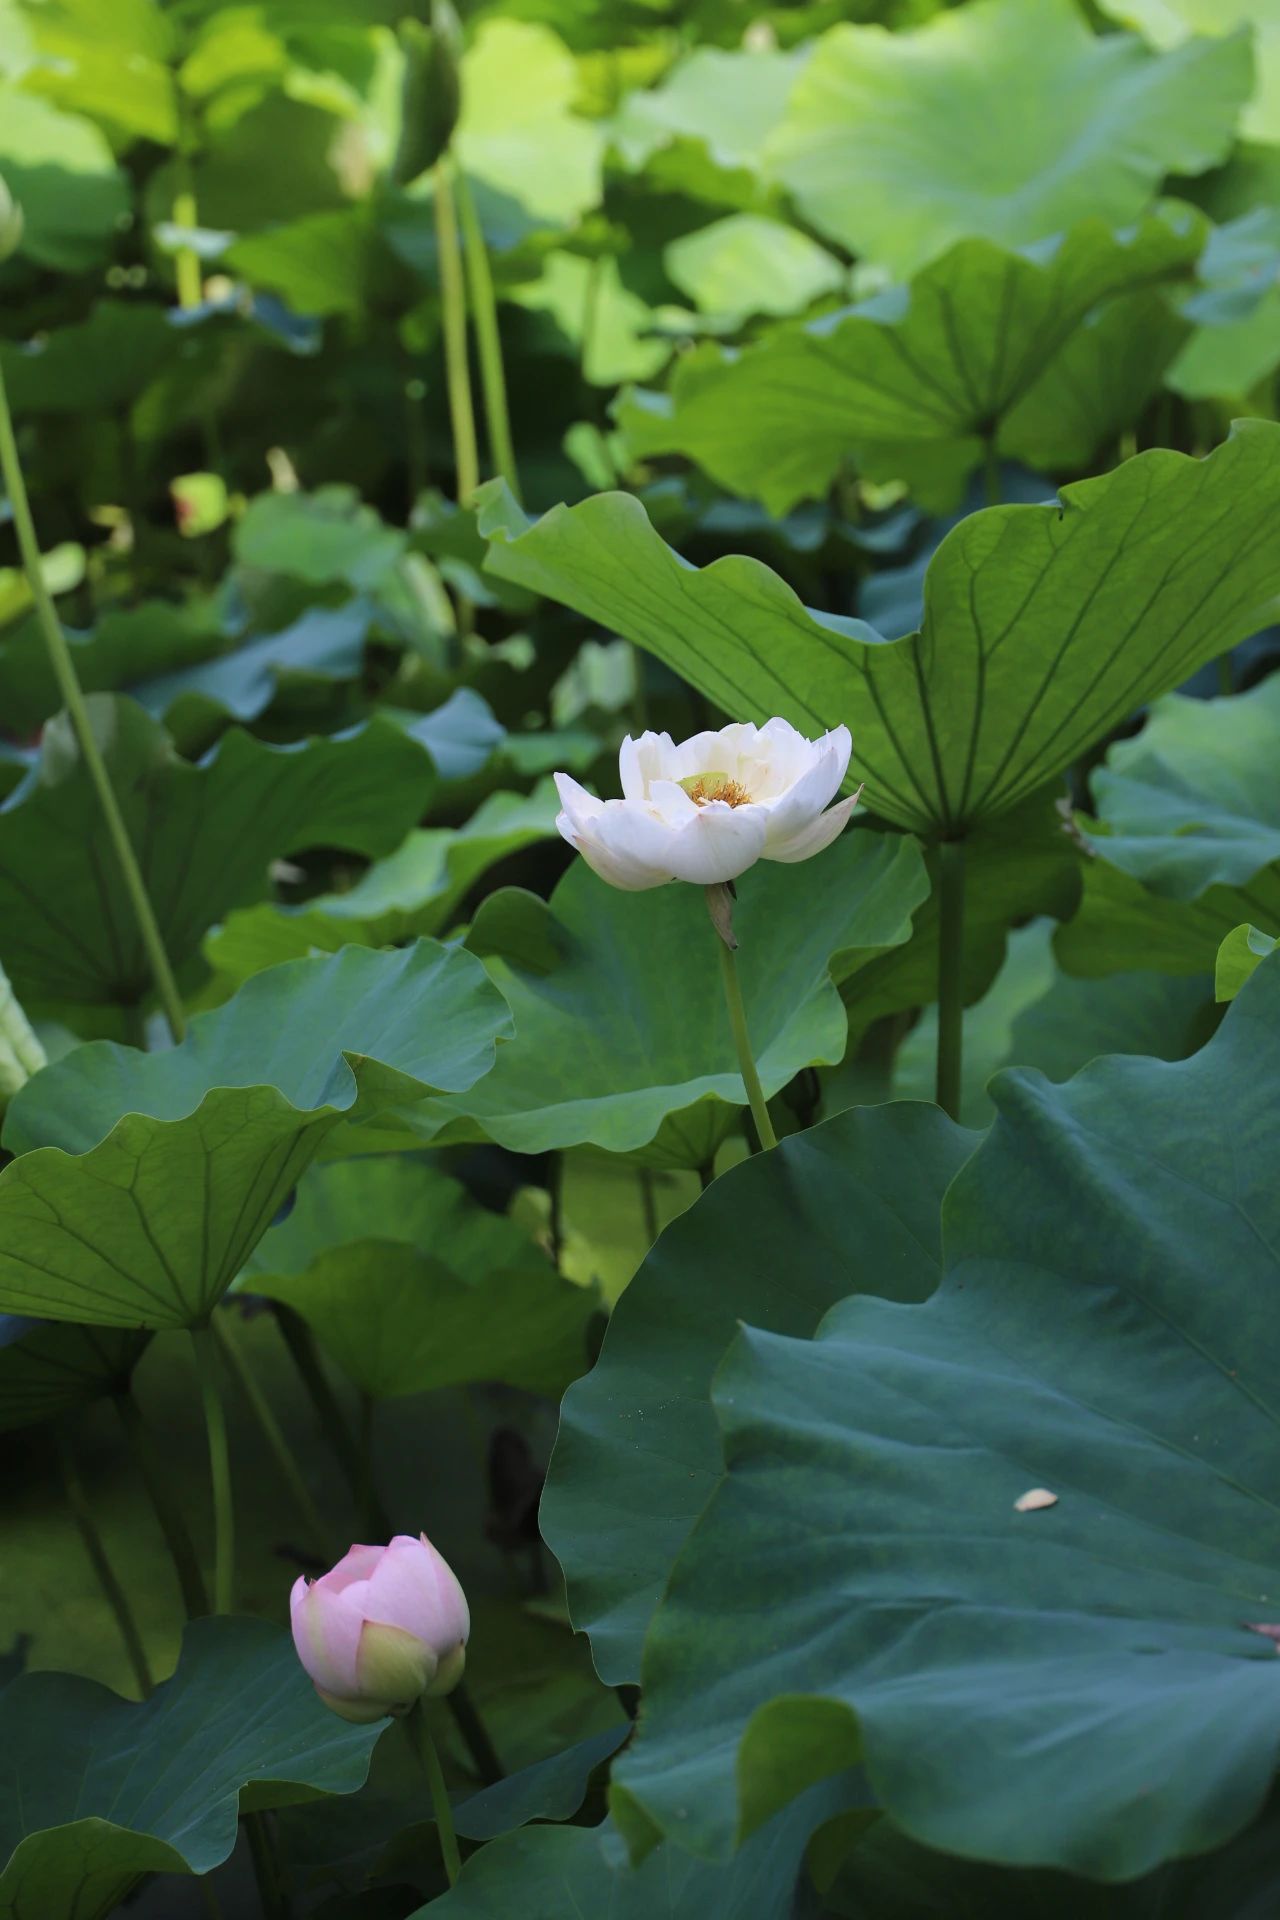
left=405, top=1700, right=462, bottom=1886
left=56, top=1426, right=154, bottom=1698
left=706, top=884, right=777, bottom=1152
left=115, top=1389, right=208, bottom=1618
left=0, top=356, right=187, bottom=1043
left=190, top=1325, right=235, bottom=1613
left=455, top=169, right=520, bottom=501
left=935, top=837, right=966, bottom=1121
left=433, top=156, right=479, bottom=506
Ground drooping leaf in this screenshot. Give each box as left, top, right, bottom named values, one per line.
left=541, top=1102, right=976, bottom=1683
left=0, top=85, right=128, bottom=270
left=206, top=781, right=560, bottom=984
left=762, top=0, right=1250, bottom=274
left=0, top=1315, right=147, bottom=1434
left=453, top=1724, right=630, bottom=1841
left=620, top=209, right=1202, bottom=514
left=242, top=1156, right=594, bottom=1398
left=610, top=956, right=1280, bottom=1880
left=0, top=699, right=483, bottom=1008
left=0, top=1616, right=383, bottom=1920
left=0, top=942, right=511, bottom=1329
left=412, top=827, right=929, bottom=1161
left=480, top=421, right=1280, bottom=835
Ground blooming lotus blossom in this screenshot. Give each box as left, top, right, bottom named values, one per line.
left=290, top=1533, right=469, bottom=1724
left=554, top=718, right=858, bottom=890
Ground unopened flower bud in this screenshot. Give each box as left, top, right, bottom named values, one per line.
left=0, top=176, right=23, bottom=263
left=290, top=1533, right=469, bottom=1724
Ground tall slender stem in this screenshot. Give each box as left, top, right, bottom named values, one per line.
left=190, top=1326, right=234, bottom=1613
left=213, top=1314, right=330, bottom=1557
left=935, top=838, right=966, bottom=1121
left=455, top=170, right=520, bottom=502
left=982, top=433, right=1001, bottom=509
left=405, top=1701, right=462, bottom=1886
left=1216, top=650, right=1234, bottom=697
left=706, top=888, right=777, bottom=1152
left=56, top=1427, right=153, bottom=1698
left=244, top=1809, right=291, bottom=1920
left=0, top=359, right=187, bottom=1043
left=433, top=158, right=479, bottom=506
left=115, top=1389, right=208, bottom=1618
left=275, top=1308, right=394, bottom=1535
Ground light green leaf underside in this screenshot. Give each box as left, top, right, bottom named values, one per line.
left=0, top=1616, right=381, bottom=1920
left=0, top=943, right=511, bottom=1329
left=1217, top=924, right=1278, bottom=1003
left=542, top=1102, right=975, bottom=1685
left=480, top=421, right=1280, bottom=835
left=412, top=827, right=929, bottom=1160
left=620, top=209, right=1202, bottom=515
left=762, top=0, right=1250, bottom=274
left=612, top=956, right=1280, bottom=1881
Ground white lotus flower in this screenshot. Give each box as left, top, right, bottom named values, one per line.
left=554, top=718, right=859, bottom=891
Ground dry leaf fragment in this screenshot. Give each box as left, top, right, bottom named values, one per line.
left=1014, top=1487, right=1059, bottom=1513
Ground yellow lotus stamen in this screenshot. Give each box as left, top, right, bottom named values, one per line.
left=679, top=772, right=752, bottom=808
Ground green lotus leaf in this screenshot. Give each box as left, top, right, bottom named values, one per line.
left=610, top=955, right=1280, bottom=1879
left=541, top=1102, right=975, bottom=1684
left=609, top=46, right=803, bottom=207
left=1059, top=678, right=1280, bottom=978
left=480, top=421, right=1280, bottom=836
left=0, top=86, right=128, bottom=271
left=1216, top=924, right=1278, bottom=1003
left=0, top=1616, right=383, bottom=1920
left=762, top=0, right=1250, bottom=274
left=242, top=1156, right=594, bottom=1397
left=1096, top=0, right=1280, bottom=144
left=0, top=1315, right=147, bottom=1435
left=234, top=485, right=408, bottom=591
left=455, top=21, right=602, bottom=234
left=619, top=210, right=1202, bottom=514
left=416, top=1784, right=864, bottom=1920
left=206, top=781, right=559, bottom=984
left=413, top=826, right=929, bottom=1161
left=892, top=918, right=1216, bottom=1127
left=0, top=304, right=179, bottom=416
left=0, top=941, right=511, bottom=1329
left=453, top=1725, right=630, bottom=1842
left=0, top=697, right=492, bottom=1008
left=664, top=213, right=846, bottom=324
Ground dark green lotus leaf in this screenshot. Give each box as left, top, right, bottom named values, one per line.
left=242, top=1156, right=594, bottom=1398
left=892, top=918, right=1217, bottom=1127
left=0, top=597, right=226, bottom=738
left=0, top=697, right=473, bottom=1008
left=762, top=0, right=1249, bottom=274
left=480, top=422, right=1280, bottom=836
left=830, top=1789, right=1280, bottom=1920
left=541, top=1102, right=976, bottom=1684
left=1085, top=678, right=1280, bottom=900
left=416, top=1781, right=866, bottom=1920
left=206, top=781, right=559, bottom=985
left=412, top=827, right=929, bottom=1161
left=0, top=303, right=180, bottom=416
left=619, top=210, right=1202, bottom=514
left=453, top=1725, right=630, bottom=1841
left=234, top=485, right=407, bottom=591
left=0, top=942, right=511, bottom=1330
left=611, top=955, right=1280, bottom=1880
left=0, top=1615, right=382, bottom=1920
left=0, top=1315, right=147, bottom=1434
left=1058, top=679, right=1280, bottom=979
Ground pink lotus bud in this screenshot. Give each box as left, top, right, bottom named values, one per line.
left=290, top=1533, right=469, bottom=1724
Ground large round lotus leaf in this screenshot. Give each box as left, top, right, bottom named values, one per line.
left=479, top=422, right=1280, bottom=836
left=0, top=1616, right=382, bottom=1920
left=609, top=954, right=1280, bottom=1881
left=762, top=0, right=1249, bottom=274
left=414, top=827, right=929, bottom=1160
left=542, top=1101, right=975, bottom=1684
left=0, top=942, right=511, bottom=1330
left=620, top=208, right=1202, bottom=515
left=0, top=86, right=128, bottom=271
